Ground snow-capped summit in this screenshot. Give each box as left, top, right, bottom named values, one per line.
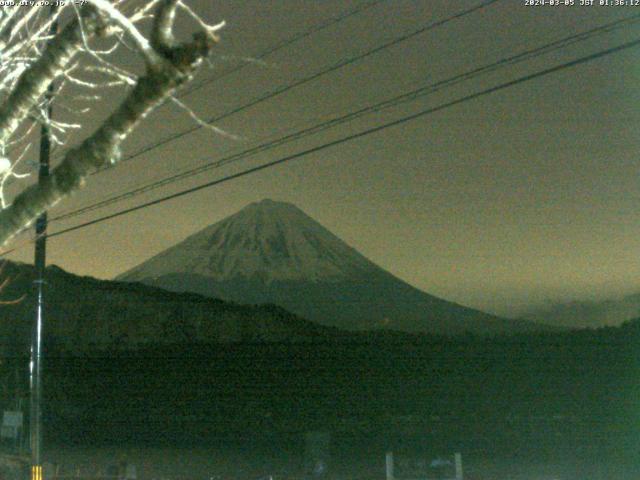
left=121, top=199, right=376, bottom=284
left=119, top=199, right=544, bottom=335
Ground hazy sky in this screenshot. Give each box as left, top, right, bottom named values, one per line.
left=4, top=0, right=640, bottom=317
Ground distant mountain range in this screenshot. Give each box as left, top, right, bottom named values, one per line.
left=119, top=199, right=546, bottom=335
left=521, top=293, right=640, bottom=328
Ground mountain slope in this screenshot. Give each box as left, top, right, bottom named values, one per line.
left=0, top=261, right=339, bottom=351
left=119, top=199, right=544, bottom=335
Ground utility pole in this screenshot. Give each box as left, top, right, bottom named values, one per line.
left=30, top=7, right=57, bottom=480
left=29, top=96, right=50, bottom=480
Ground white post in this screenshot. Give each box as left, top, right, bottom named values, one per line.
left=454, top=452, right=463, bottom=480
left=385, top=452, right=394, bottom=480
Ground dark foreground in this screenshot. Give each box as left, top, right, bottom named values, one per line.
left=0, top=321, right=636, bottom=480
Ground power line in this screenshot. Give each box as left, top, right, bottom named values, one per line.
left=178, top=0, right=388, bottom=98
left=43, top=36, right=640, bottom=242
left=86, top=0, right=501, bottom=176
left=39, top=0, right=387, bottom=169
left=43, top=0, right=388, bottom=166
left=49, top=12, right=640, bottom=224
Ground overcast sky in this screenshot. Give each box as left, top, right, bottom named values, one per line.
left=4, top=0, right=640, bottom=317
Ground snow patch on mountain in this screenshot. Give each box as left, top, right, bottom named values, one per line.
left=119, top=199, right=549, bottom=334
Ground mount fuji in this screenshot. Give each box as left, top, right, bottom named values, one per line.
left=118, top=199, right=543, bottom=335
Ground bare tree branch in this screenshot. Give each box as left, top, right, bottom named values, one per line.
left=0, top=6, right=107, bottom=147
left=0, top=0, right=220, bottom=245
